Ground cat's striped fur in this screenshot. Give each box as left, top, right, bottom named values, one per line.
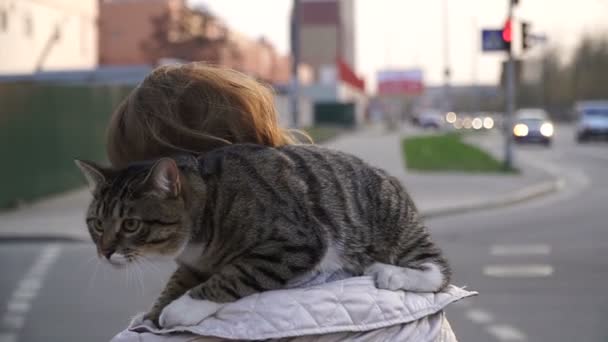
left=76, top=144, right=451, bottom=325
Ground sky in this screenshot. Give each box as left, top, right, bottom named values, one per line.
left=190, top=0, right=608, bottom=90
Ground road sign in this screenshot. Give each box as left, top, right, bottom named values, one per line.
left=482, top=29, right=509, bottom=52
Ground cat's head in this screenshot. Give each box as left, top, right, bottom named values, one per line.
left=75, top=158, right=192, bottom=266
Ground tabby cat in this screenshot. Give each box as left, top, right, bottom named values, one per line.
left=76, top=144, right=451, bottom=326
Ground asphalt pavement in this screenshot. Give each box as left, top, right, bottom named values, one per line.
left=0, top=124, right=607, bottom=341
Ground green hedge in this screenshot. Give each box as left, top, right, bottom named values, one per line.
left=0, top=83, right=132, bottom=208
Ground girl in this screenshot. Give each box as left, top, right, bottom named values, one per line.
left=107, top=63, right=469, bottom=341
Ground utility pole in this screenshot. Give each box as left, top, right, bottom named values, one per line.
left=504, top=0, right=517, bottom=170
left=290, top=0, right=301, bottom=128
left=442, top=0, right=451, bottom=113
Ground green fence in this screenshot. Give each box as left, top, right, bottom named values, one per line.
left=0, top=83, right=132, bottom=208
left=314, top=102, right=356, bottom=127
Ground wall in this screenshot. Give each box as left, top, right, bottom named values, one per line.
left=338, top=82, right=368, bottom=125
left=0, top=0, right=98, bottom=74
left=0, top=83, right=132, bottom=208
left=299, top=25, right=338, bottom=81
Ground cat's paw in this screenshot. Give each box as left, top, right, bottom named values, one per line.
left=141, top=311, right=161, bottom=329
left=365, top=263, right=408, bottom=291
left=364, top=262, right=444, bottom=292
left=159, top=292, right=223, bottom=328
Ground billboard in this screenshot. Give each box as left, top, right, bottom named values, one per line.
left=377, top=69, right=424, bottom=95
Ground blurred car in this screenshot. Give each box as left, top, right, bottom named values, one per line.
left=575, top=101, right=608, bottom=142
left=512, top=108, right=554, bottom=146
left=416, top=110, right=444, bottom=129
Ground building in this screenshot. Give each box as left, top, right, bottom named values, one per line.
left=0, top=0, right=98, bottom=74
left=294, top=0, right=355, bottom=81
left=98, top=0, right=290, bottom=85
left=98, top=0, right=186, bottom=65
left=291, top=0, right=367, bottom=127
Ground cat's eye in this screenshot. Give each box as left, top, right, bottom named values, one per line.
left=122, top=219, right=141, bottom=233
left=88, top=218, right=104, bottom=233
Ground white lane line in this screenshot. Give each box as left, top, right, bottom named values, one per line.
left=486, top=324, right=527, bottom=341
left=6, top=300, right=29, bottom=315
left=490, top=244, right=551, bottom=256
left=0, top=333, right=17, bottom=342
left=466, top=309, right=494, bottom=324
left=483, top=264, right=553, bottom=278
left=1, top=244, right=61, bottom=339
left=1, top=315, right=24, bottom=330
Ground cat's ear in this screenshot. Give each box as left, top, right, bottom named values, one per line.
left=74, top=159, right=107, bottom=194
left=142, top=158, right=181, bottom=198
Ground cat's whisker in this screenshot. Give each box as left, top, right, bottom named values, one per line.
left=84, top=257, right=101, bottom=294
left=134, top=261, right=146, bottom=294
left=83, top=254, right=98, bottom=266
left=124, top=262, right=131, bottom=289
left=138, top=254, right=162, bottom=275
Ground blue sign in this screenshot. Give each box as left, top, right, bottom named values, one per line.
left=482, top=29, right=508, bottom=52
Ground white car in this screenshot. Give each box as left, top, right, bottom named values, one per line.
left=575, top=101, right=608, bottom=142
left=512, top=108, right=554, bottom=146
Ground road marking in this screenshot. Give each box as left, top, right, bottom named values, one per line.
left=1, top=315, right=24, bottom=330
left=5, top=300, right=29, bottom=316
left=486, top=324, right=527, bottom=341
left=0, top=244, right=61, bottom=340
left=483, top=264, right=553, bottom=278
left=466, top=309, right=494, bottom=324
left=490, top=244, right=551, bottom=256
left=0, top=333, right=17, bottom=342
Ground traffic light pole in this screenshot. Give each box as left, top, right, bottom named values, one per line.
left=504, top=1, right=516, bottom=170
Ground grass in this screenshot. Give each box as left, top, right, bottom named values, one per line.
left=402, top=133, right=514, bottom=172
left=302, top=126, right=344, bottom=144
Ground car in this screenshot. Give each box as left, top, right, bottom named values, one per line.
left=575, top=101, right=608, bottom=142
left=512, top=108, right=554, bottom=146
left=416, top=110, right=444, bottom=129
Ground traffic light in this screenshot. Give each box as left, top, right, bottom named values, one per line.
left=521, top=21, right=531, bottom=51
left=502, top=18, right=512, bottom=52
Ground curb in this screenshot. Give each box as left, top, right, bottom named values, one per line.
left=420, top=178, right=564, bottom=220
left=420, top=134, right=567, bottom=219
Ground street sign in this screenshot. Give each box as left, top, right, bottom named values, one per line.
left=482, top=29, right=509, bottom=52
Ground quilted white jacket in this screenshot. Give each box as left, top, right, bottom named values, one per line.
left=111, top=275, right=476, bottom=342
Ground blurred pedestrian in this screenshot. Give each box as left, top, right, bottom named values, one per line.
left=106, top=63, right=471, bottom=341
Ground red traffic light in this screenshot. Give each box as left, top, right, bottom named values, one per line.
left=502, top=19, right=512, bottom=42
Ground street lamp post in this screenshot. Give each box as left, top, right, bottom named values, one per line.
left=290, top=0, right=301, bottom=128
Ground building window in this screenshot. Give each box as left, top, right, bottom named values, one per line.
left=0, top=9, right=8, bottom=32
left=24, top=13, right=33, bottom=38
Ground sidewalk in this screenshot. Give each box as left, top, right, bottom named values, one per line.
left=0, top=125, right=561, bottom=241
left=0, top=188, right=91, bottom=240
left=326, top=124, right=561, bottom=218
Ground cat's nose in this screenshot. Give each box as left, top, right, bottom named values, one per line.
left=102, top=247, right=116, bottom=260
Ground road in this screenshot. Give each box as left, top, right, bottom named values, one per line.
left=0, top=125, right=607, bottom=341
left=441, top=126, right=608, bottom=341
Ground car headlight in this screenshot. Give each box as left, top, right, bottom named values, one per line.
left=513, top=124, right=529, bottom=137
left=540, top=123, right=554, bottom=137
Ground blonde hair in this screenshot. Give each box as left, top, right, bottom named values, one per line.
left=107, top=63, right=304, bottom=168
